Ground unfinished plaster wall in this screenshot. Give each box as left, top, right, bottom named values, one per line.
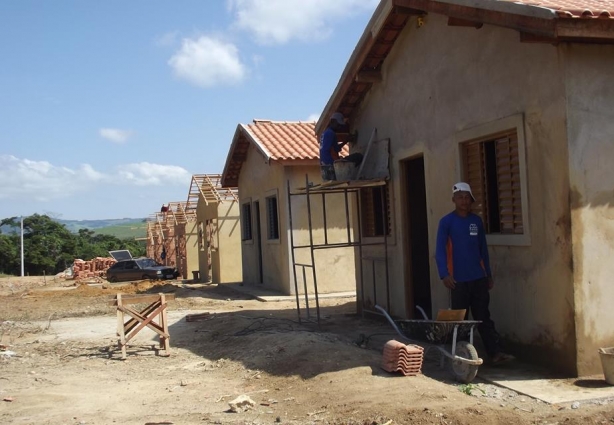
left=564, top=43, right=614, bottom=375
left=238, top=145, right=356, bottom=294
left=238, top=144, right=288, bottom=291
left=349, top=14, right=576, bottom=373
left=284, top=166, right=356, bottom=294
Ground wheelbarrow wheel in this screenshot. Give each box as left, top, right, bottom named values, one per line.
left=450, top=341, right=479, bottom=383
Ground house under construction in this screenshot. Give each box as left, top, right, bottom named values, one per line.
left=185, top=174, right=242, bottom=283
left=146, top=201, right=198, bottom=280
left=146, top=174, right=241, bottom=283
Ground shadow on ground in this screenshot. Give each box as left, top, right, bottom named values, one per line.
left=113, top=282, right=462, bottom=383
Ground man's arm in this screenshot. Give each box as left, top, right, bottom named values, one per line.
left=435, top=217, right=454, bottom=286
left=436, top=218, right=456, bottom=289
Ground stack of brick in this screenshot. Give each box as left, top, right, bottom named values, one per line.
left=72, top=257, right=117, bottom=280
left=381, top=340, right=424, bottom=376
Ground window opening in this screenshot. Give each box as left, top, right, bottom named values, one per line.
left=266, top=196, right=279, bottom=240
left=241, top=203, right=252, bottom=241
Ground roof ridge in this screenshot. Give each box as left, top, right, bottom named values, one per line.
left=251, top=119, right=316, bottom=125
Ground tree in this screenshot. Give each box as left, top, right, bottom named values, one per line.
left=0, top=214, right=146, bottom=276
left=0, top=233, right=19, bottom=275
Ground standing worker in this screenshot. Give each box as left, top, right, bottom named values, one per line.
left=435, top=182, right=514, bottom=364
left=319, top=112, right=348, bottom=181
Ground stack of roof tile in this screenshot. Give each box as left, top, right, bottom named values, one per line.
left=381, top=340, right=424, bottom=376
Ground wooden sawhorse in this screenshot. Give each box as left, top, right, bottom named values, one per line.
left=109, top=293, right=175, bottom=359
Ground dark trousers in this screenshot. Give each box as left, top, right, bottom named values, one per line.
left=320, top=164, right=336, bottom=181
left=451, top=277, right=501, bottom=358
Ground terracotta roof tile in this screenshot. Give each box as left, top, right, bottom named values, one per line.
left=222, top=119, right=352, bottom=188
left=501, top=0, right=614, bottom=18
left=245, top=120, right=319, bottom=161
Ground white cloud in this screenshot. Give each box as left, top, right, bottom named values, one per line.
left=168, top=36, right=247, bottom=88
left=116, top=163, right=191, bottom=186
left=100, top=128, right=133, bottom=144
left=0, top=155, right=190, bottom=203
left=228, top=0, right=379, bottom=45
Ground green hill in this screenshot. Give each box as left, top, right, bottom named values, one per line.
left=57, top=218, right=147, bottom=239
left=93, top=222, right=147, bottom=239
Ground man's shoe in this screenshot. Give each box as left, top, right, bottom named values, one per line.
left=491, top=352, right=515, bottom=364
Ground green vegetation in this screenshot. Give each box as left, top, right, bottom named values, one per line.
left=458, top=383, right=485, bottom=396
left=0, top=214, right=146, bottom=276
left=94, top=222, right=147, bottom=239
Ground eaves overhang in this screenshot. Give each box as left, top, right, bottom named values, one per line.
left=221, top=123, right=272, bottom=188
left=316, top=0, right=614, bottom=135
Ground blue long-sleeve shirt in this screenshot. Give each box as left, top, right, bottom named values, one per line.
left=435, top=211, right=491, bottom=282
left=319, top=127, right=341, bottom=165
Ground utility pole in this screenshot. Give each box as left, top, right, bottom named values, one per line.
left=20, top=216, right=24, bottom=277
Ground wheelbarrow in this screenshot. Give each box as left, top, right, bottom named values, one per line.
left=375, top=305, right=483, bottom=383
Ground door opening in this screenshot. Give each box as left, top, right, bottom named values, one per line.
left=403, top=156, right=432, bottom=319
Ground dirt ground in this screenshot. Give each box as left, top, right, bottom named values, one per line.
left=1, top=276, right=613, bottom=425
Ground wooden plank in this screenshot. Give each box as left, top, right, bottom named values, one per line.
left=107, top=293, right=176, bottom=306
left=355, top=69, right=382, bottom=83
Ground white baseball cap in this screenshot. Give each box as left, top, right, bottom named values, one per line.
left=331, top=112, right=345, bottom=125
left=452, top=182, right=475, bottom=201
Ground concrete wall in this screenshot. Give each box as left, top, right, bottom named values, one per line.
left=564, top=43, right=614, bottom=375
left=284, top=166, right=356, bottom=294
left=215, top=200, right=242, bottom=283
left=349, top=14, right=576, bottom=373
left=238, top=144, right=356, bottom=294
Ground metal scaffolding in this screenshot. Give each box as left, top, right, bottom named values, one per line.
left=287, top=175, right=391, bottom=324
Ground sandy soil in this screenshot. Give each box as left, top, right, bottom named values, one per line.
left=0, top=275, right=613, bottom=425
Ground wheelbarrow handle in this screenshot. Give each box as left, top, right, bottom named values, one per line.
left=374, top=305, right=411, bottom=342
left=415, top=305, right=429, bottom=320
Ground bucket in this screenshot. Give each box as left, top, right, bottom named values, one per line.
left=599, top=347, right=614, bottom=385
left=334, top=160, right=356, bottom=181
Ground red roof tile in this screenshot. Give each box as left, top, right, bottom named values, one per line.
left=245, top=120, right=319, bottom=161
left=223, top=120, right=352, bottom=187
left=510, top=0, right=614, bottom=18
left=505, top=0, right=614, bottom=18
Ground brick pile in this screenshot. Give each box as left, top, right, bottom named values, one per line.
left=381, top=340, right=424, bottom=376
left=72, top=257, right=116, bottom=280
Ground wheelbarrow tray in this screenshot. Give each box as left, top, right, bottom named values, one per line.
left=395, top=319, right=481, bottom=345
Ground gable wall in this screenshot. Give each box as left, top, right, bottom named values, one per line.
left=350, top=13, right=576, bottom=373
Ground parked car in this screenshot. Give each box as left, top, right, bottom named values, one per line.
left=106, top=257, right=179, bottom=283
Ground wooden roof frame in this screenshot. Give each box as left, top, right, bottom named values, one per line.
left=187, top=174, right=239, bottom=209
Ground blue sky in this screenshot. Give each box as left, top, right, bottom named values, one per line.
left=0, top=0, right=378, bottom=220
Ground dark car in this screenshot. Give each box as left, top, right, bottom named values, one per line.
left=106, top=258, right=178, bottom=283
